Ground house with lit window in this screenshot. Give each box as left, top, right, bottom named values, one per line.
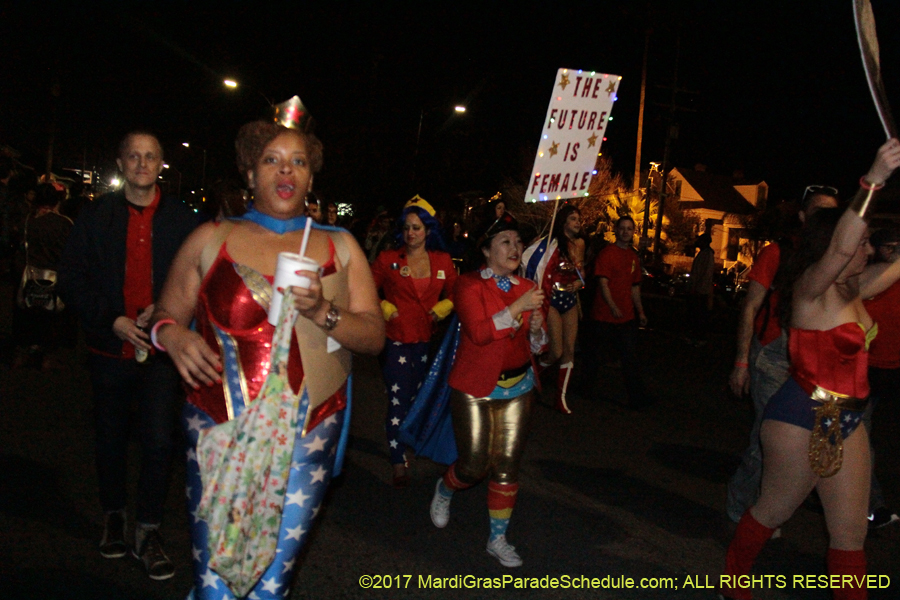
left=665, top=166, right=767, bottom=265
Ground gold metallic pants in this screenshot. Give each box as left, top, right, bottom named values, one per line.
left=449, top=388, right=534, bottom=485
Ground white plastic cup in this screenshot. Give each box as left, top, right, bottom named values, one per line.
left=268, top=252, right=320, bottom=325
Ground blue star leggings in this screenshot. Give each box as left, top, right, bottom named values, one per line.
left=381, top=340, right=431, bottom=465
left=184, top=403, right=343, bottom=600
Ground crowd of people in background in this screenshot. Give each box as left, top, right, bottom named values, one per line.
left=2, top=124, right=899, bottom=599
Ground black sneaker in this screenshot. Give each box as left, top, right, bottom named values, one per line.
left=99, top=511, right=127, bottom=559
left=868, top=507, right=900, bottom=530
left=132, top=529, right=175, bottom=581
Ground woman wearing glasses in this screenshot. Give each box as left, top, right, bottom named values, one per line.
left=720, top=139, right=900, bottom=600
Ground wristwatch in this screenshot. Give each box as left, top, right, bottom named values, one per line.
left=323, top=303, right=341, bottom=331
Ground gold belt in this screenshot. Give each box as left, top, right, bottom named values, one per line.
left=807, top=385, right=867, bottom=478
left=809, top=386, right=867, bottom=412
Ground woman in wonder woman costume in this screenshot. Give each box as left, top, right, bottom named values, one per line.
left=428, top=212, right=547, bottom=568
left=522, top=204, right=585, bottom=414
left=720, top=139, right=900, bottom=600
left=150, top=99, right=383, bottom=599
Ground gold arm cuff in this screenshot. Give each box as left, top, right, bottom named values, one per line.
left=849, top=186, right=878, bottom=219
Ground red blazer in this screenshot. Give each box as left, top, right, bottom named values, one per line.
left=449, top=272, right=542, bottom=397
left=371, top=248, right=457, bottom=344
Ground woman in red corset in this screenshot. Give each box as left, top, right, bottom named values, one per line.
left=720, top=139, right=900, bottom=600
left=428, top=212, right=547, bottom=568
left=150, top=111, right=383, bottom=598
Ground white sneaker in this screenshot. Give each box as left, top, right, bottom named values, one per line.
left=486, top=535, right=522, bottom=567
left=430, top=478, right=451, bottom=528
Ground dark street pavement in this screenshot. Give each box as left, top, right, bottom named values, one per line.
left=2, top=284, right=898, bottom=600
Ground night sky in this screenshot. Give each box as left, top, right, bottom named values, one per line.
left=2, top=1, right=898, bottom=215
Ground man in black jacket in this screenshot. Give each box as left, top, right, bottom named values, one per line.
left=59, top=131, right=197, bottom=580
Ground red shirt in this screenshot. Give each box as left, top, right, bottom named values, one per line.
left=591, top=244, right=641, bottom=323
left=121, top=187, right=160, bottom=358
left=864, top=279, right=900, bottom=369
left=748, top=242, right=782, bottom=346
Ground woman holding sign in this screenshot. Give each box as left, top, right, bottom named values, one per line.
left=522, top=204, right=585, bottom=413
left=720, top=139, right=900, bottom=600
left=371, top=196, right=457, bottom=488
left=150, top=104, right=383, bottom=598
left=428, top=212, right=547, bottom=568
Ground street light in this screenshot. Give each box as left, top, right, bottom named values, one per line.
left=162, top=163, right=182, bottom=198
left=220, top=78, right=274, bottom=107
left=181, top=142, right=208, bottom=195
left=413, top=103, right=467, bottom=188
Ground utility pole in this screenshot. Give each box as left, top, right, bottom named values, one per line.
left=652, top=33, right=697, bottom=263
left=636, top=29, right=651, bottom=243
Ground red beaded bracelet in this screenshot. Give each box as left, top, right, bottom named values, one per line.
left=859, top=176, right=885, bottom=191
left=150, top=319, right=177, bottom=352
left=734, top=361, right=749, bottom=368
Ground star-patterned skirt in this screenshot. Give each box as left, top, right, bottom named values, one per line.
left=763, top=376, right=865, bottom=441
left=184, top=402, right=344, bottom=600
left=381, top=339, right=430, bottom=465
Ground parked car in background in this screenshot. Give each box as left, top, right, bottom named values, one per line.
left=641, top=265, right=677, bottom=297
left=713, top=267, right=748, bottom=306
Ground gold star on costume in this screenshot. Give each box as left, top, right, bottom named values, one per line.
left=606, top=81, right=617, bottom=96
left=587, top=133, right=598, bottom=147
left=548, top=141, right=559, bottom=157
left=558, top=73, right=570, bottom=90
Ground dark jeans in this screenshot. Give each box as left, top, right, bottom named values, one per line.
left=864, top=365, right=899, bottom=512
left=89, top=352, right=183, bottom=525
left=583, top=319, right=648, bottom=406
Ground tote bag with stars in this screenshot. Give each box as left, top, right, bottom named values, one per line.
left=195, top=296, right=307, bottom=597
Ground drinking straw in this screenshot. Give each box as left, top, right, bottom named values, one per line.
left=298, top=216, right=313, bottom=258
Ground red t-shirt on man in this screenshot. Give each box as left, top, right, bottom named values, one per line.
left=747, top=242, right=782, bottom=347
left=591, top=244, right=641, bottom=323
left=864, top=279, right=900, bottom=369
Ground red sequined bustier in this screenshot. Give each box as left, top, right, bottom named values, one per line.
left=545, top=247, right=580, bottom=288
left=189, top=243, right=341, bottom=425
left=789, top=322, right=876, bottom=399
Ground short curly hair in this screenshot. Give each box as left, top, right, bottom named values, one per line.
left=234, top=121, right=324, bottom=184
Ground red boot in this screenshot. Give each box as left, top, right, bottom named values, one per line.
left=720, top=510, right=776, bottom=600
left=827, top=548, right=867, bottom=600
left=555, top=362, right=573, bottom=414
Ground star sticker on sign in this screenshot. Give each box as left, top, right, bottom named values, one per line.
left=549, top=141, right=559, bottom=158
left=558, top=73, right=570, bottom=90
